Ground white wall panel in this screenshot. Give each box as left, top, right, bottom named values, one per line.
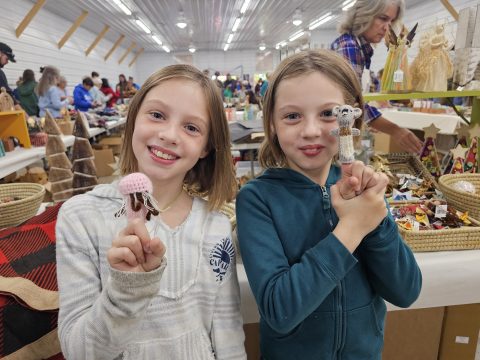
left=136, top=50, right=259, bottom=83
left=0, top=0, right=137, bottom=94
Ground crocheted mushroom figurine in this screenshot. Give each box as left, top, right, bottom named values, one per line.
left=330, top=105, right=362, bottom=164
left=115, top=173, right=160, bottom=221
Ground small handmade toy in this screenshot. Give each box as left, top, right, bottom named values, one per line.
left=115, top=173, right=160, bottom=221
left=331, top=105, right=362, bottom=164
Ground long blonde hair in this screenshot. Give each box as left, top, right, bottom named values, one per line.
left=119, top=64, right=237, bottom=211
left=259, top=49, right=364, bottom=169
left=36, top=66, right=60, bottom=96
left=338, top=0, right=405, bottom=36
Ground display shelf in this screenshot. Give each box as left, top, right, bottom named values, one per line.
left=0, top=118, right=126, bottom=179
left=364, top=90, right=480, bottom=125
left=0, top=110, right=31, bottom=148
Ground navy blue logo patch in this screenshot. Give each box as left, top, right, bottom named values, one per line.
left=209, top=237, right=235, bottom=282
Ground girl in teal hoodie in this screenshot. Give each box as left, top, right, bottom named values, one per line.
left=236, top=49, right=422, bottom=359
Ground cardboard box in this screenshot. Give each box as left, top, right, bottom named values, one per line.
left=93, top=148, right=115, bottom=177
left=439, top=304, right=480, bottom=360
left=383, top=307, right=445, bottom=360
left=98, top=136, right=123, bottom=155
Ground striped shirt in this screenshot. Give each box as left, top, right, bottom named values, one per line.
left=331, top=33, right=382, bottom=124
left=56, top=183, right=246, bottom=359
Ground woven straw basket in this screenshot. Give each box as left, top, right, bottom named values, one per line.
left=398, top=217, right=480, bottom=252
left=438, top=174, right=480, bottom=220
left=0, top=183, right=45, bottom=228
left=382, top=152, right=438, bottom=186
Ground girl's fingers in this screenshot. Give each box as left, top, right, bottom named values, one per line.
left=112, top=235, right=145, bottom=264
left=119, top=219, right=152, bottom=254
left=107, top=247, right=138, bottom=267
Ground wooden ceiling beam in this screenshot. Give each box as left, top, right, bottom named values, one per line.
left=85, top=25, right=110, bottom=56
left=58, top=10, right=88, bottom=49
left=129, top=48, right=144, bottom=67
left=440, top=0, right=459, bottom=21
left=16, top=0, right=47, bottom=38
left=104, top=34, right=125, bottom=61
left=118, top=42, right=136, bottom=64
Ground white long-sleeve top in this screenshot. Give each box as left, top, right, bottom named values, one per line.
left=56, top=183, right=246, bottom=360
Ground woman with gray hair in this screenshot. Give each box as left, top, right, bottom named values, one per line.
left=331, top=0, right=422, bottom=153
left=37, top=66, right=72, bottom=117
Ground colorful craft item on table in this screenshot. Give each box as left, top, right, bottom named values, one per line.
left=441, top=125, right=469, bottom=174
left=463, top=136, right=478, bottom=173
left=390, top=200, right=472, bottom=231
left=330, top=105, right=362, bottom=164
left=419, top=123, right=441, bottom=177
left=115, top=172, right=160, bottom=222
left=449, top=144, right=467, bottom=174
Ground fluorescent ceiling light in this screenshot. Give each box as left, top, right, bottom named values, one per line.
left=162, top=45, right=171, bottom=53
left=189, top=46, right=196, bottom=53
left=224, top=43, right=230, bottom=51
left=112, top=0, right=131, bottom=16
left=342, top=0, right=357, bottom=11
left=309, top=13, right=334, bottom=30
left=232, top=17, right=242, bottom=32
left=176, top=11, right=187, bottom=29
left=227, top=33, right=234, bottom=44
left=240, top=0, right=251, bottom=14
left=292, top=9, right=303, bottom=26
left=135, top=19, right=151, bottom=34
left=289, top=31, right=305, bottom=42
left=259, top=43, right=266, bottom=51
left=152, top=35, right=162, bottom=45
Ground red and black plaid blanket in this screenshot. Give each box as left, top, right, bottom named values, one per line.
left=0, top=202, right=65, bottom=359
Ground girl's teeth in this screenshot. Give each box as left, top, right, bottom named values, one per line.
left=154, top=149, right=176, bottom=160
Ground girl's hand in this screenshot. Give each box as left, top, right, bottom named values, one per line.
left=107, top=219, right=166, bottom=272
left=337, top=161, right=380, bottom=199
left=331, top=175, right=389, bottom=251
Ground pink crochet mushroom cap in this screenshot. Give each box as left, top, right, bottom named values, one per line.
left=118, top=172, right=153, bottom=195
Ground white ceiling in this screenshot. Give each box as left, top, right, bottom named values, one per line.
left=35, top=0, right=425, bottom=53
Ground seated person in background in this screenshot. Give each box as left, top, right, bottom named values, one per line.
left=128, top=76, right=140, bottom=90
left=100, top=78, right=118, bottom=108
left=57, top=76, right=69, bottom=101
left=38, top=65, right=72, bottom=117
left=89, top=76, right=109, bottom=109
left=17, top=69, right=39, bottom=116
left=73, top=77, right=98, bottom=112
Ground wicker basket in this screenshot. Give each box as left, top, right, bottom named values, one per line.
left=438, top=174, right=480, bottom=220
left=0, top=183, right=45, bottom=228
left=391, top=200, right=480, bottom=252
left=382, top=152, right=438, bottom=185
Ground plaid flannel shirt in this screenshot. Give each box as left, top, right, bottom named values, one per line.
left=331, top=33, right=382, bottom=124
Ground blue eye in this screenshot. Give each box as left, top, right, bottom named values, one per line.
left=150, top=111, right=165, bottom=120
left=321, top=110, right=334, bottom=117
left=285, top=113, right=301, bottom=121
left=185, top=124, right=200, bottom=133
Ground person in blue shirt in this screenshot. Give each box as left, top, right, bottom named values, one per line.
left=331, top=0, right=422, bottom=154
left=259, top=73, right=269, bottom=98
left=73, top=77, right=97, bottom=112
left=236, top=49, right=422, bottom=360
left=128, top=76, right=140, bottom=90
left=37, top=66, right=72, bottom=117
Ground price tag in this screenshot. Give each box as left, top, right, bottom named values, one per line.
left=435, top=205, right=448, bottom=218
left=393, top=70, right=404, bottom=83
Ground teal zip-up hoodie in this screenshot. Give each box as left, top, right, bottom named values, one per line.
left=236, top=166, right=422, bottom=360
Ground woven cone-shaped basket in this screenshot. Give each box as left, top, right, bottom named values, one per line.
left=0, top=183, right=45, bottom=228
left=439, top=174, right=480, bottom=219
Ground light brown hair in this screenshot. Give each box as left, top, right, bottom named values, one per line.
left=36, top=66, right=60, bottom=96
left=259, top=49, right=364, bottom=168
left=119, top=64, right=236, bottom=211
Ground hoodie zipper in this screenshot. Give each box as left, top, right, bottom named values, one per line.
left=320, top=185, right=344, bottom=359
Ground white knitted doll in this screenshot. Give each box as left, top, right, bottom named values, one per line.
left=330, top=105, right=362, bottom=164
